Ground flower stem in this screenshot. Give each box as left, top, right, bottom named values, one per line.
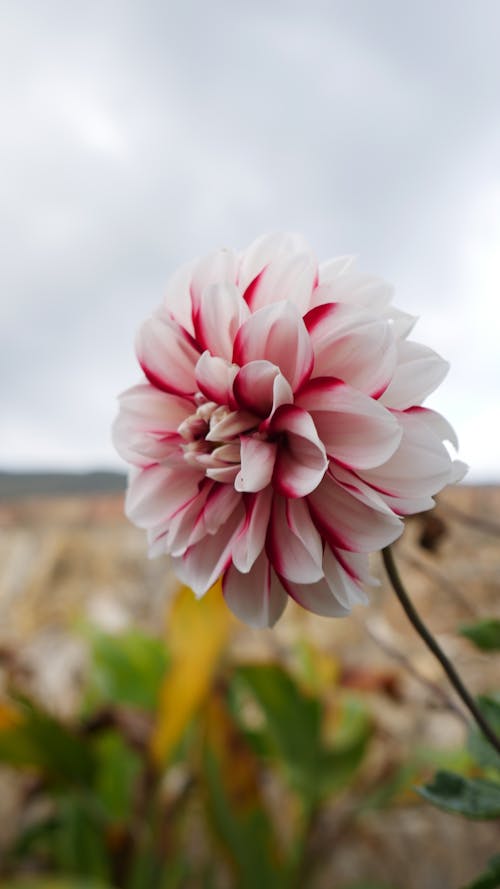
left=382, top=545, right=500, bottom=756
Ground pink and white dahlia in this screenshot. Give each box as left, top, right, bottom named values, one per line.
left=113, top=233, right=466, bottom=627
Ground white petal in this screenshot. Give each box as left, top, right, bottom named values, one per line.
left=232, top=488, right=273, bottom=573
left=238, top=233, right=317, bottom=314
left=359, top=409, right=457, bottom=503
left=323, top=546, right=369, bottom=609
left=233, top=301, right=314, bottom=392
left=195, top=351, right=238, bottom=405
left=308, top=472, right=403, bottom=553
left=270, top=405, right=328, bottom=498
left=305, top=302, right=397, bottom=397
left=235, top=437, right=277, bottom=492
left=190, top=248, right=238, bottom=319
left=173, top=504, right=245, bottom=597
left=380, top=340, right=449, bottom=409
left=125, top=464, right=203, bottom=530
left=136, top=316, right=200, bottom=396
left=233, top=360, right=293, bottom=418
left=223, top=551, right=287, bottom=628
left=113, top=384, right=192, bottom=467
left=280, top=575, right=350, bottom=618
left=296, top=378, right=402, bottom=469
left=267, top=496, right=324, bottom=584
left=194, top=282, right=250, bottom=360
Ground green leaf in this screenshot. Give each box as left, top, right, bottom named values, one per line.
left=342, top=883, right=399, bottom=889
left=467, top=695, right=500, bottom=771
left=0, top=696, right=95, bottom=785
left=203, top=747, right=288, bottom=889
left=0, top=881, right=112, bottom=889
left=93, top=730, right=142, bottom=823
left=234, top=664, right=323, bottom=800
left=319, top=697, right=371, bottom=797
left=52, top=794, right=111, bottom=881
left=85, top=628, right=169, bottom=712
left=418, top=770, right=500, bottom=819
left=460, top=854, right=500, bottom=889
left=460, top=619, right=500, bottom=652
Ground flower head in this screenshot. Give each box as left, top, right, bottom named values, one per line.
left=113, top=233, right=466, bottom=627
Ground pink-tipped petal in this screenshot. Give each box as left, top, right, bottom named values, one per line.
left=296, top=378, right=401, bottom=469
left=308, top=472, right=403, bottom=553
left=233, top=301, right=314, bottom=392
left=194, top=282, right=250, bottom=360
left=126, top=464, right=203, bottom=530
left=190, top=248, right=238, bottom=321
left=136, top=316, right=200, bottom=396
left=160, top=259, right=196, bottom=335
left=323, top=546, right=369, bottom=609
left=232, top=488, right=273, bottom=573
left=280, top=575, right=350, bottom=618
left=380, top=340, right=450, bottom=409
left=267, top=496, right=323, bottom=583
left=233, top=360, right=293, bottom=418
left=235, top=437, right=277, bottom=492
left=173, top=503, right=245, bottom=597
left=223, top=551, right=287, bottom=628
left=359, top=409, right=458, bottom=502
left=238, top=233, right=317, bottom=313
left=195, top=351, right=238, bottom=405
left=112, top=384, right=192, bottom=467
left=305, top=302, right=397, bottom=397
left=270, top=404, right=328, bottom=498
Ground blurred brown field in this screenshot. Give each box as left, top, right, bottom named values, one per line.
left=0, top=483, right=499, bottom=889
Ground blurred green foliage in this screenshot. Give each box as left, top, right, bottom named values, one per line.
left=0, top=583, right=498, bottom=888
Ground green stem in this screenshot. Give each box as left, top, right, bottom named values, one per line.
left=382, top=545, right=500, bottom=756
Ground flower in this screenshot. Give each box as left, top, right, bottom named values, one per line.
left=113, top=233, right=466, bottom=627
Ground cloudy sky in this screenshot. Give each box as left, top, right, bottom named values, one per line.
left=2, top=0, right=499, bottom=480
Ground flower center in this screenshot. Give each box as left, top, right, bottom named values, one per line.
left=177, top=398, right=242, bottom=474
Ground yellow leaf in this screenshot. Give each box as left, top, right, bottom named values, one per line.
left=0, top=700, right=22, bottom=731
left=150, top=580, right=232, bottom=766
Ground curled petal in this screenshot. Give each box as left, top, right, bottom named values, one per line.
left=270, top=404, right=328, bottom=498
left=136, top=316, right=200, bottom=396
left=206, top=409, right=258, bottom=442
left=233, top=360, right=293, bottom=418
left=235, top=437, right=277, bottom=492
left=296, top=378, right=401, bottom=469
left=233, top=301, right=314, bottom=392
left=223, top=551, right=287, bottom=628
left=195, top=351, right=238, bottom=405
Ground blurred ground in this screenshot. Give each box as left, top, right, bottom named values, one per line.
left=0, top=483, right=499, bottom=887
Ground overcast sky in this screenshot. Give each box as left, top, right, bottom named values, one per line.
left=1, top=0, right=499, bottom=480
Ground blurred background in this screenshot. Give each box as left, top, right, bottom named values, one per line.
left=1, top=0, right=499, bottom=478
left=1, top=2, right=500, bottom=888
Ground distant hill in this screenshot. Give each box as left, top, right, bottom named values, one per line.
left=0, top=471, right=127, bottom=498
